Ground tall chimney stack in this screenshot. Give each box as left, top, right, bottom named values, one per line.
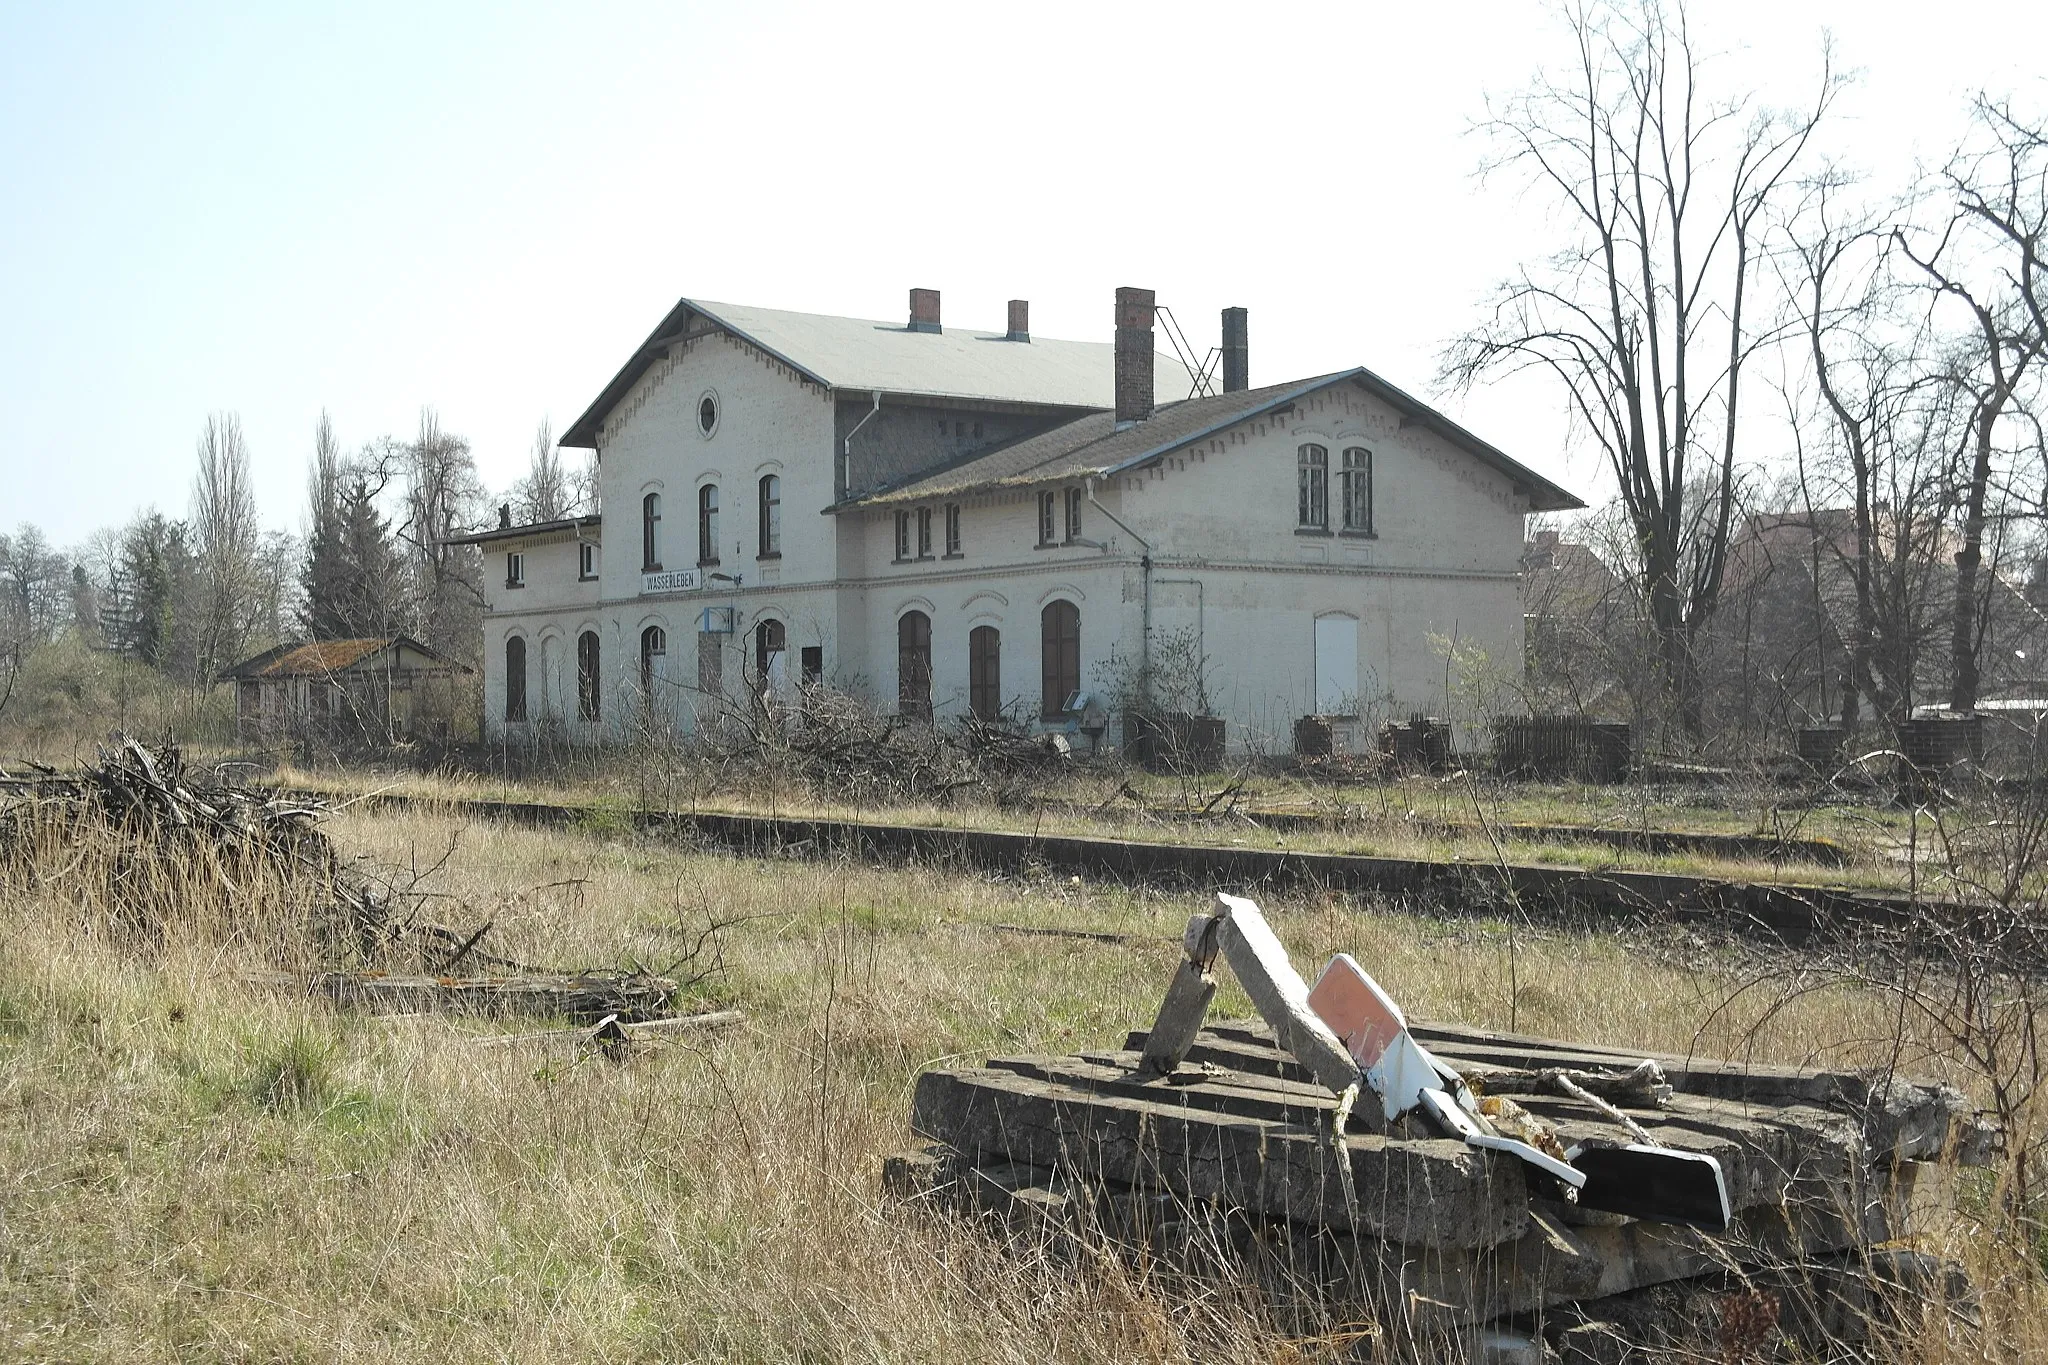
left=1006, top=299, right=1030, bottom=342
left=1221, top=307, right=1248, bottom=393
left=908, top=288, right=942, bottom=333
left=1114, top=286, right=1156, bottom=425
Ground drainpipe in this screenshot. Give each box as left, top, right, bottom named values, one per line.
left=841, top=392, right=882, bottom=498
left=1085, top=476, right=1153, bottom=706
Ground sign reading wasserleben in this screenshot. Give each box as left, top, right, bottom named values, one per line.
left=641, top=569, right=700, bottom=594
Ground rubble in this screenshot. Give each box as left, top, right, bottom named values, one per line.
left=889, top=892, right=1994, bottom=1358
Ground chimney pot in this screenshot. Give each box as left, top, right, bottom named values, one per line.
left=908, top=287, right=942, bottom=333
left=1221, top=307, right=1249, bottom=393
left=1006, top=299, right=1030, bottom=342
left=1114, top=286, right=1156, bottom=424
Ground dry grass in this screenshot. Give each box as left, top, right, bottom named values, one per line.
left=0, top=808, right=2038, bottom=1361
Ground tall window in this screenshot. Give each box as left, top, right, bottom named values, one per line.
left=639, top=625, right=666, bottom=695
left=754, top=618, right=785, bottom=681
left=642, top=493, right=662, bottom=570
left=579, top=540, right=598, bottom=580
left=944, top=503, right=962, bottom=556
left=969, top=625, right=1001, bottom=720
left=576, top=630, right=600, bottom=722
left=1037, top=491, right=1058, bottom=546
left=916, top=506, right=933, bottom=559
left=504, top=636, right=527, bottom=722
left=1298, top=444, right=1329, bottom=530
left=1064, top=486, right=1083, bottom=542
left=505, top=551, right=525, bottom=588
left=1341, top=447, right=1374, bottom=534
left=758, top=475, right=781, bottom=557
left=698, top=485, right=720, bottom=565
left=894, top=511, right=912, bottom=561
left=1040, top=601, right=1079, bottom=719
left=897, top=610, right=932, bottom=717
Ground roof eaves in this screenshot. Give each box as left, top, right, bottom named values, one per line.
left=1344, top=367, right=1585, bottom=512
left=442, top=514, right=602, bottom=548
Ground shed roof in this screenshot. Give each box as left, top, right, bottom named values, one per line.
left=561, top=298, right=1195, bottom=448
left=443, top=513, right=601, bottom=548
left=839, top=368, right=1584, bottom=513
left=217, top=636, right=470, bottom=682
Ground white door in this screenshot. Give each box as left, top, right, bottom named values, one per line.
left=1314, top=615, right=1358, bottom=716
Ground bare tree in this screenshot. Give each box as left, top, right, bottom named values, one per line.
left=1445, top=0, right=1837, bottom=740
left=190, top=412, right=261, bottom=680
left=1895, top=96, right=2048, bottom=712
left=1781, top=177, right=1962, bottom=729
left=399, top=408, right=486, bottom=658
left=511, top=419, right=572, bottom=523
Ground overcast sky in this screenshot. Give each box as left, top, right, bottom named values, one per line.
left=3, top=1, right=2043, bottom=547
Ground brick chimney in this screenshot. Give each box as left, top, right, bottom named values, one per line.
left=908, top=288, right=942, bottom=333
left=1221, top=307, right=1248, bottom=393
left=1114, top=286, right=1155, bottom=425
left=1006, top=299, right=1030, bottom=342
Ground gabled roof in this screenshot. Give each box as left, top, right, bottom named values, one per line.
left=217, top=636, right=471, bottom=683
left=443, top=514, right=601, bottom=548
left=560, top=298, right=1195, bottom=448
left=838, top=368, right=1584, bottom=512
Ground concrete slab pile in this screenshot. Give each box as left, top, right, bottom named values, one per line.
left=885, top=896, right=1996, bottom=1359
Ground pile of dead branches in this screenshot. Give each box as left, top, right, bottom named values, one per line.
left=0, top=737, right=688, bottom=1023
left=683, top=686, right=1069, bottom=806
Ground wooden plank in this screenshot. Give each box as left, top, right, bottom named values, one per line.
left=910, top=1064, right=1532, bottom=1250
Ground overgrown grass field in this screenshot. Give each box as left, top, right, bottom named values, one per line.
left=0, top=808, right=2037, bottom=1361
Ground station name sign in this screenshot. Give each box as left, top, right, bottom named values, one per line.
left=640, top=568, right=699, bottom=594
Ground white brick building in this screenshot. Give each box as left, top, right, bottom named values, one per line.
left=455, top=288, right=1580, bottom=753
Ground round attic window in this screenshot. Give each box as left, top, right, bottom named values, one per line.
left=697, top=390, right=720, bottom=438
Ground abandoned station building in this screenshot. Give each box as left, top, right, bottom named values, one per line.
left=457, top=288, right=1581, bottom=752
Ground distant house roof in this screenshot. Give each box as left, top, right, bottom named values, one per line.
left=443, top=513, right=601, bottom=548
left=837, top=369, right=1584, bottom=513
left=217, top=636, right=471, bottom=683
left=560, top=298, right=1196, bottom=449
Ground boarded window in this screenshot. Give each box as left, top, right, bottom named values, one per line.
left=697, top=629, right=722, bottom=694
left=1313, top=614, right=1358, bottom=715
left=897, top=610, right=932, bottom=717
left=1040, top=601, right=1079, bottom=719
left=504, top=636, right=528, bottom=722
left=577, top=630, right=600, bottom=722
left=969, top=625, right=1001, bottom=721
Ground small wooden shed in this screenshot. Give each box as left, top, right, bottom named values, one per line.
left=218, top=636, right=472, bottom=744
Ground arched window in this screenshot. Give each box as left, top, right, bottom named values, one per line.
left=969, top=625, right=1001, bottom=721
left=576, top=630, right=601, bottom=722
left=758, top=474, right=781, bottom=557
left=1040, top=601, right=1079, bottom=719
left=1297, top=444, right=1329, bottom=530
left=639, top=625, right=666, bottom=695
left=754, top=618, right=786, bottom=682
left=504, top=636, right=527, bottom=722
left=698, top=484, right=720, bottom=565
left=1340, top=446, right=1374, bottom=534
left=642, top=493, right=662, bottom=570
left=897, top=611, right=932, bottom=717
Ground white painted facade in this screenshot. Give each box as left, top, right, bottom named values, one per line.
left=467, top=297, right=1577, bottom=754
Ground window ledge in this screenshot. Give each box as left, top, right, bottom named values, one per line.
left=892, top=556, right=912, bottom=565
left=941, top=552, right=964, bottom=561
left=643, top=564, right=663, bottom=574
left=915, top=553, right=935, bottom=562
left=1339, top=528, right=1378, bottom=540
left=1294, top=527, right=1334, bottom=538
left=505, top=582, right=525, bottom=590
left=697, top=559, right=721, bottom=569
left=756, top=552, right=782, bottom=562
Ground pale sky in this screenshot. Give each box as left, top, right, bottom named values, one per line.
left=3, top=0, right=2043, bottom=547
